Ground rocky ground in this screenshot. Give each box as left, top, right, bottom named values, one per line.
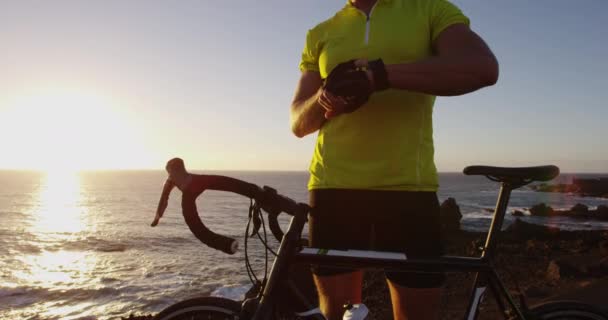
left=121, top=219, right=608, bottom=319
left=521, top=202, right=608, bottom=221
left=362, top=219, right=608, bottom=319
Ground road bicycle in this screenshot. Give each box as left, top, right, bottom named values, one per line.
left=151, top=158, right=607, bottom=319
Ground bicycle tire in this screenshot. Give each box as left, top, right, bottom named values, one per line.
left=153, top=296, right=241, bottom=320
left=527, top=301, right=608, bottom=320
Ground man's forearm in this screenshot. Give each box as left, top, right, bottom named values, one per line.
left=385, top=54, right=499, bottom=96
left=290, top=89, right=326, bottom=138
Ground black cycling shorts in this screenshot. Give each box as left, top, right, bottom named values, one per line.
left=308, top=189, right=446, bottom=288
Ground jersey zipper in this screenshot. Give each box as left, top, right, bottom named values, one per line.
left=353, top=1, right=379, bottom=45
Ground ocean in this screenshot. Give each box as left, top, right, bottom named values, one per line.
left=1, top=170, right=607, bottom=319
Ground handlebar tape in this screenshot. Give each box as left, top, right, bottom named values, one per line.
left=188, top=174, right=261, bottom=199
left=266, top=212, right=284, bottom=242
left=188, top=175, right=303, bottom=215
left=182, top=191, right=238, bottom=254
left=179, top=174, right=308, bottom=253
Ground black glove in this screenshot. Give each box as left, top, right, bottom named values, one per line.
left=322, top=60, right=372, bottom=113
left=322, top=59, right=390, bottom=114
left=368, top=59, right=389, bottom=91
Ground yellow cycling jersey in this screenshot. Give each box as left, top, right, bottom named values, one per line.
left=299, top=0, right=469, bottom=191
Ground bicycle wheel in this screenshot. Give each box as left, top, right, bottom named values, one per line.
left=153, top=296, right=241, bottom=320
left=528, top=301, right=608, bottom=320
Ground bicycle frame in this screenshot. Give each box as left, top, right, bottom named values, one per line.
left=250, top=181, right=528, bottom=320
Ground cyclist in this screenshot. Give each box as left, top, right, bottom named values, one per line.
left=290, top=0, right=498, bottom=319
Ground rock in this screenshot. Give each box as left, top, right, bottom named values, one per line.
left=525, top=285, right=550, bottom=298
left=530, top=183, right=546, bottom=191
left=524, top=239, right=548, bottom=253
left=569, top=239, right=588, bottom=254
left=546, top=260, right=560, bottom=283
left=568, top=203, right=597, bottom=219
left=570, top=203, right=589, bottom=215
left=596, top=205, right=608, bottom=220
left=440, top=197, right=462, bottom=232
left=555, top=257, right=590, bottom=278
left=587, top=257, right=608, bottom=277
left=573, top=178, right=608, bottom=197
left=529, top=203, right=555, bottom=216
left=525, top=240, right=550, bottom=254
left=600, top=240, right=608, bottom=257
left=526, top=240, right=536, bottom=251
left=511, top=209, right=524, bottom=217
left=505, top=218, right=560, bottom=239
left=467, top=240, right=484, bottom=256
left=531, top=183, right=575, bottom=193
left=531, top=178, right=608, bottom=198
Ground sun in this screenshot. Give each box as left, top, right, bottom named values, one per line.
left=0, top=88, right=154, bottom=172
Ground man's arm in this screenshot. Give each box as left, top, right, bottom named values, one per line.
left=290, top=71, right=327, bottom=138
left=384, top=24, right=499, bottom=96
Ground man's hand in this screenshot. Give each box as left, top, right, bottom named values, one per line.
left=317, top=89, right=353, bottom=119
left=320, top=60, right=373, bottom=118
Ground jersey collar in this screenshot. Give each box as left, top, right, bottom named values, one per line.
left=345, top=0, right=392, bottom=5
left=344, top=0, right=392, bottom=11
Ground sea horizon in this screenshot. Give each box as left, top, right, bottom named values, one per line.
left=2, top=168, right=608, bottom=175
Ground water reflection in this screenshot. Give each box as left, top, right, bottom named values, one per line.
left=9, top=171, right=101, bottom=318
left=31, top=171, right=87, bottom=234
left=14, top=250, right=94, bottom=288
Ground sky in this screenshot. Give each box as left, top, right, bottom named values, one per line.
left=0, top=0, right=606, bottom=173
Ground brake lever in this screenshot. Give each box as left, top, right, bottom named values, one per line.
left=266, top=211, right=285, bottom=242
left=152, top=179, right=175, bottom=227
left=259, top=186, right=287, bottom=242
left=249, top=206, right=262, bottom=238
left=151, top=212, right=162, bottom=227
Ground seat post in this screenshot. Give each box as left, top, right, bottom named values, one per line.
left=481, top=182, right=513, bottom=259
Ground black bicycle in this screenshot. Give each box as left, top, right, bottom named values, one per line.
left=150, top=158, right=608, bottom=320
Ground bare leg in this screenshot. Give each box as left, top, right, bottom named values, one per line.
left=314, top=271, right=363, bottom=320
left=387, top=279, right=442, bottom=320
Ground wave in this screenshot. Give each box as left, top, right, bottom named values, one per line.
left=99, top=277, right=120, bottom=284
left=79, top=195, right=132, bottom=205
left=46, top=237, right=128, bottom=253
left=130, top=235, right=200, bottom=250
left=211, top=284, right=252, bottom=301
left=0, top=285, right=120, bottom=308
left=151, top=236, right=195, bottom=245
left=0, top=210, right=27, bottom=217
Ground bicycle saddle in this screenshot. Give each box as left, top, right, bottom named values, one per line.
left=463, top=165, right=559, bottom=183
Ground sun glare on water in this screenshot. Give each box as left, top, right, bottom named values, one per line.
left=1, top=89, right=153, bottom=172
left=9, top=169, right=97, bottom=314
left=34, top=170, right=86, bottom=233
